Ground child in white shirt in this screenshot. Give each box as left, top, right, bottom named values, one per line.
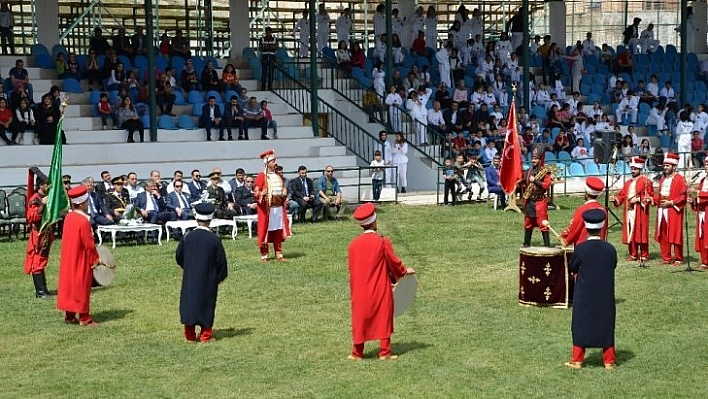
left=370, top=150, right=386, bottom=201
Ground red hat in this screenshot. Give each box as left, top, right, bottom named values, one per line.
left=585, top=176, right=605, bottom=196
left=629, top=156, right=645, bottom=169
left=68, top=185, right=89, bottom=205
left=353, top=202, right=377, bottom=226
left=259, top=149, right=276, bottom=164
left=664, top=153, right=679, bottom=166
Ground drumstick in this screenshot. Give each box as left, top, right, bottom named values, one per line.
left=541, top=220, right=562, bottom=239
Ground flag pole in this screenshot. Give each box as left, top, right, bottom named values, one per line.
left=502, top=84, right=521, bottom=214
left=39, top=95, right=71, bottom=233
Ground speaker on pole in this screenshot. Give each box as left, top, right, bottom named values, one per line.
left=592, top=129, right=618, bottom=164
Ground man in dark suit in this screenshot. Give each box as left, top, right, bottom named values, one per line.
left=187, top=169, right=206, bottom=203
left=135, top=181, right=176, bottom=227
left=95, top=170, right=113, bottom=197
left=83, top=177, right=114, bottom=228
left=564, top=209, right=618, bottom=371
left=224, top=96, right=246, bottom=140
left=289, top=165, right=322, bottom=223
left=199, top=96, right=224, bottom=141
left=443, top=101, right=464, bottom=135
left=228, top=168, right=246, bottom=193
left=132, top=26, right=148, bottom=57
left=166, top=181, right=193, bottom=220
left=112, top=27, right=133, bottom=57
left=232, top=175, right=258, bottom=215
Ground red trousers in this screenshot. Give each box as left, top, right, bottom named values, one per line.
left=65, top=311, right=92, bottom=323
left=627, top=243, right=649, bottom=260
left=700, top=246, right=708, bottom=265
left=352, top=337, right=391, bottom=358
left=260, top=229, right=283, bottom=257
left=572, top=345, right=616, bottom=365
left=184, top=325, right=213, bottom=342
left=658, top=222, right=683, bottom=262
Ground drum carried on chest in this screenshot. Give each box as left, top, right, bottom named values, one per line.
left=93, top=246, right=117, bottom=287
left=518, top=246, right=572, bottom=308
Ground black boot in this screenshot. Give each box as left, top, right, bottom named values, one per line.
left=523, top=230, right=532, bottom=248
left=40, top=271, right=56, bottom=296
left=32, top=274, right=51, bottom=299
left=542, top=231, right=551, bottom=247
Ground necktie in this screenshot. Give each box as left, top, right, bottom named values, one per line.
left=149, top=195, right=158, bottom=212
left=302, top=179, right=308, bottom=196
left=89, top=196, right=97, bottom=217
left=178, top=192, right=187, bottom=209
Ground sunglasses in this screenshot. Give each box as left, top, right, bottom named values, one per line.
left=175, top=185, right=183, bottom=188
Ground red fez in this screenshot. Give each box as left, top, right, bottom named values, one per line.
left=260, top=149, right=276, bottom=163
left=585, top=176, right=605, bottom=196
left=353, top=202, right=377, bottom=226
left=664, top=153, right=679, bottom=166
left=68, top=185, right=89, bottom=205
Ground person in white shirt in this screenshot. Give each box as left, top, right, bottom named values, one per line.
left=594, top=114, right=611, bottom=131
left=471, top=34, right=485, bottom=64
left=406, top=90, right=428, bottom=145
left=478, top=54, right=495, bottom=83
left=676, top=112, right=694, bottom=169
left=391, top=132, right=409, bottom=193
left=391, top=8, right=403, bottom=37
left=489, top=104, right=504, bottom=122
left=505, top=52, right=521, bottom=83
left=424, top=6, right=438, bottom=49
left=535, top=85, right=551, bottom=109
left=372, top=33, right=386, bottom=63
left=372, top=61, right=386, bottom=97
left=493, top=74, right=509, bottom=107
left=436, top=43, right=452, bottom=88
left=587, top=101, right=604, bottom=119
left=567, top=92, right=581, bottom=116
left=484, top=140, right=498, bottom=162
left=646, top=74, right=660, bottom=98
left=571, top=138, right=594, bottom=166
left=370, top=150, right=386, bottom=201
left=693, top=104, right=708, bottom=139
left=659, top=81, right=676, bottom=104
left=646, top=102, right=668, bottom=131
left=294, top=11, right=309, bottom=58
left=576, top=118, right=595, bottom=145
left=639, top=23, right=659, bottom=54
left=316, top=3, right=331, bottom=53
left=495, top=32, right=513, bottom=65
left=407, top=6, right=425, bottom=48
left=470, top=86, right=485, bottom=110
left=335, top=8, right=352, bottom=44
left=615, top=91, right=639, bottom=125
left=553, top=77, right=567, bottom=102
left=625, top=126, right=639, bottom=146
left=460, top=39, right=473, bottom=66
left=482, top=85, right=497, bottom=108
left=125, top=172, right=145, bottom=201
left=467, top=8, right=483, bottom=40
left=373, top=5, right=385, bottom=38
left=582, top=32, right=596, bottom=56
left=376, top=130, right=394, bottom=187
left=427, top=100, right=446, bottom=140
left=384, top=85, right=403, bottom=132
left=529, top=35, right=541, bottom=55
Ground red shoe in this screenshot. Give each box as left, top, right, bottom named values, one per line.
left=672, top=261, right=682, bottom=268
left=79, top=319, right=99, bottom=327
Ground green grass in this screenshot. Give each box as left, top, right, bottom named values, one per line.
left=1, top=197, right=707, bottom=398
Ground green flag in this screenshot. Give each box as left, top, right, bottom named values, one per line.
left=40, top=118, right=69, bottom=233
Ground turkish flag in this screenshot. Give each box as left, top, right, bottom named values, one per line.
left=499, top=99, right=523, bottom=195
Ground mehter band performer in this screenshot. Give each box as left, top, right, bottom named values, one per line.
left=522, top=145, right=552, bottom=247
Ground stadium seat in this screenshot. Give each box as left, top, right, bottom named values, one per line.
left=134, top=55, right=148, bottom=79
left=191, top=102, right=204, bottom=117
left=62, top=78, right=82, bottom=93
left=158, top=114, right=177, bottom=130
left=188, top=90, right=204, bottom=104
left=178, top=114, right=196, bottom=129
left=51, top=44, right=68, bottom=59
left=141, top=115, right=150, bottom=129
left=31, top=43, right=49, bottom=56
left=173, top=90, right=187, bottom=106
left=35, top=53, right=54, bottom=69
left=206, top=90, right=222, bottom=103
left=568, top=162, right=586, bottom=177
left=585, top=162, right=600, bottom=175
left=204, top=56, right=219, bottom=68
left=557, top=151, right=572, bottom=166
left=117, top=55, right=133, bottom=72
left=242, top=47, right=257, bottom=60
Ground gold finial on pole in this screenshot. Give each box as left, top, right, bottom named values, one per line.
left=59, top=93, right=70, bottom=117
left=511, top=82, right=518, bottom=96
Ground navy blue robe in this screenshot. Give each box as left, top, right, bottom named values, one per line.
left=176, top=227, right=228, bottom=327
left=569, top=237, right=617, bottom=348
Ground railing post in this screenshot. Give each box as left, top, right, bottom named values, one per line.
left=308, top=0, right=318, bottom=137
left=145, top=0, right=158, bottom=142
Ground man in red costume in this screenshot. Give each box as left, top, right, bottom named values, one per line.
left=560, top=177, right=608, bottom=246
left=24, top=167, right=56, bottom=299
left=523, top=145, right=553, bottom=247
left=688, top=158, right=708, bottom=270
left=56, top=186, right=100, bottom=326
left=347, top=202, right=415, bottom=361
left=253, top=149, right=291, bottom=262
left=610, top=157, right=654, bottom=262
left=654, top=152, right=687, bottom=266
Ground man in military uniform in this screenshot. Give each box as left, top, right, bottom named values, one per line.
left=206, top=171, right=240, bottom=219
left=103, top=176, right=130, bottom=222
left=523, top=145, right=553, bottom=247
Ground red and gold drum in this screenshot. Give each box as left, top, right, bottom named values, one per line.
left=519, top=246, right=571, bottom=308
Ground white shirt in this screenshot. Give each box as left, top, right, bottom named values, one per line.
left=335, top=15, right=352, bottom=34
left=370, top=159, right=385, bottom=180
left=427, top=108, right=444, bottom=126
left=646, top=81, right=659, bottom=97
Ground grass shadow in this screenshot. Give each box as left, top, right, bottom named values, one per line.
left=93, top=309, right=134, bottom=323
left=283, top=251, right=307, bottom=260
left=213, top=327, right=254, bottom=340
left=363, top=341, right=433, bottom=358
left=585, top=348, right=635, bottom=367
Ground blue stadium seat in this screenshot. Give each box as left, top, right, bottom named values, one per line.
left=171, top=56, right=186, bottom=75
left=544, top=151, right=556, bottom=163
left=206, top=90, right=222, bottom=103
left=585, top=162, right=600, bottom=175
left=178, top=114, right=196, bottom=129
left=174, top=90, right=187, bottom=105
left=158, top=114, right=177, bottom=130
left=568, top=162, right=586, bottom=177
left=134, top=55, right=148, bottom=79
left=204, top=56, right=219, bottom=68
left=118, top=55, right=132, bottom=72
left=62, top=78, right=82, bottom=93
left=192, top=102, right=204, bottom=117
left=51, top=44, right=68, bottom=59
left=188, top=90, right=204, bottom=104
left=36, top=53, right=54, bottom=69
left=557, top=150, right=572, bottom=166
left=31, top=43, right=49, bottom=56
left=242, top=47, right=257, bottom=60
left=141, top=115, right=150, bottom=129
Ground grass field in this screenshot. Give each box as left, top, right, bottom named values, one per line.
left=1, top=197, right=707, bottom=398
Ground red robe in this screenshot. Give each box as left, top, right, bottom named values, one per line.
left=522, top=166, right=552, bottom=231
left=254, top=171, right=291, bottom=247
left=24, top=193, right=54, bottom=274
left=560, top=199, right=608, bottom=245
left=348, top=231, right=407, bottom=344
left=612, top=175, right=654, bottom=245
left=56, top=211, right=99, bottom=314
left=690, top=177, right=708, bottom=251
left=654, top=173, right=687, bottom=245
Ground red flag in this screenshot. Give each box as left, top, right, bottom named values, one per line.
left=499, top=99, right=523, bottom=195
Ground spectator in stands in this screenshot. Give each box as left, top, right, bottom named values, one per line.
left=402, top=72, right=420, bottom=94
left=571, top=138, right=593, bottom=167
left=149, top=170, right=169, bottom=198
left=106, top=62, right=126, bottom=91
left=159, top=33, right=171, bottom=59
left=553, top=129, right=571, bottom=154
left=85, top=49, right=101, bottom=89
left=638, top=138, right=652, bottom=158
left=0, top=3, right=14, bottom=55
left=236, top=87, right=249, bottom=110
left=12, top=98, right=34, bottom=144
left=90, top=27, right=111, bottom=55
left=427, top=100, right=446, bottom=142
left=547, top=104, right=565, bottom=130
left=349, top=41, right=365, bottom=69
left=364, top=86, right=384, bottom=124
left=9, top=82, right=31, bottom=111
left=187, top=170, right=205, bottom=202
left=691, top=131, right=705, bottom=166
left=63, top=53, right=81, bottom=80
left=260, top=100, right=278, bottom=139
left=613, top=48, right=633, bottom=74
left=619, top=134, right=635, bottom=158
left=35, top=94, right=60, bottom=145
left=335, top=40, right=352, bottom=75
left=96, top=92, right=118, bottom=129
left=639, top=23, right=659, bottom=53
left=9, top=59, right=32, bottom=100
left=117, top=96, right=144, bottom=143
left=659, top=81, right=676, bottom=105
left=411, top=30, right=427, bottom=57
left=694, top=104, right=708, bottom=138
left=156, top=82, right=176, bottom=117
left=451, top=130, right=468, bottom=157
left=616, top=91, right=639, bottom=125
left=536, top=128, right=553, bottom=153
left=232, top=174, right=258, bottom=215
left=226, top=168, right=246, bottom=193
left=317, top=165, right=347, bottom=219
left=166, top=179, right=192, bottom=221
left=54, top=53, right=69, bottom=79
left=392, top=132, right=409, bottom=193
left=290, top=165, right=322, bottom=223
left=372, top=34, right=386, bottom=64
left=83, top=177, right=114, bottom=228
left=259, top=26, right=278, bottom=90
left=444, top=101, right=464, bottom=134
left=0, top=97, right=14, bottom=145
left=199, top=96, right=224, bottom=141
left=201, top=61, right=220, bottom=92
left=161, top=67, right=178, bottom=91
left=180, top=59, right=201, bottom=91
left=166, top=170, right=190, bottom=196
left=112, top=27, right=133, bottom=57
left=101, top=50, right=119, bottom=82
left=622, top=17, right=641, bottom=52
left=221, top=63, right=241, bottom=93
left=406, top=90, right=428, bottom=145
left=242, top=96, right=269, bottom=140
left=294, top=10, right=309, bottom=58
left=315, top=3, right=330, bottom=54
left=171, top=29, right=191, bottom=58
left=224, top=95, right=246, bottom=141
left=372, top=60, right=385, bottom=97
left=132, top=26, right=148, bottom=57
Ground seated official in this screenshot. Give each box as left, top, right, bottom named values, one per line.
left=206, top=171, right=240, bottom=219
left=187, top=169, right=206, bottom=203
left=135, top=181, right=176, bottom=226
left=166, top=181, right=193, bottom=220
left=485, top=155, right=507, bottom=208
left=232, top=175, right=258, bottom=215
left=83, top=177, right=115, bottom=228
left=290, top=165, right=323, bottom=223
left=199, top=96, right=224, bottom=141
left=317, top=165, right=347, bottom=220
left=103, top=176, right=130, bottom=221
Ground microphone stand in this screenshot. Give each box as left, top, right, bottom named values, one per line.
left=603, top=147, right=623, bottom=230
